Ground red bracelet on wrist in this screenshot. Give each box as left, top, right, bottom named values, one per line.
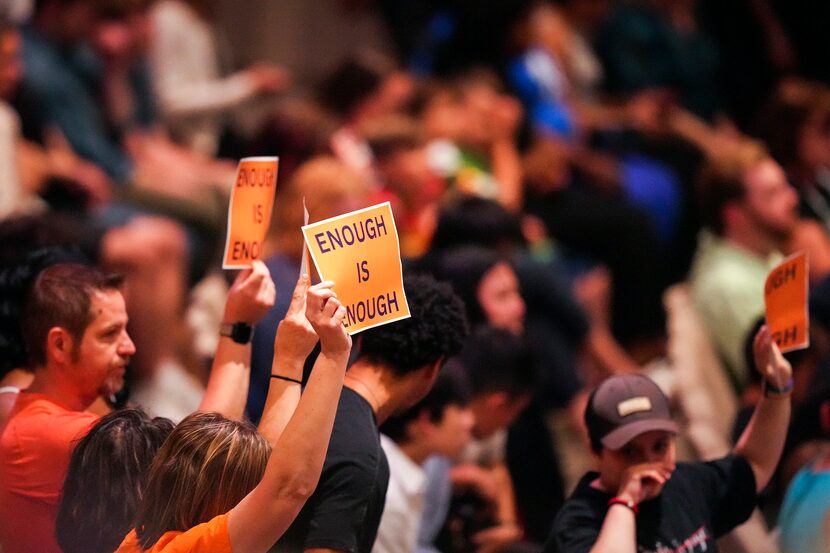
left=608, top=497, right=639, bottom=515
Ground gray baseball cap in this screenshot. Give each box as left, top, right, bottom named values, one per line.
left=585, top=374, right=679, bottom=450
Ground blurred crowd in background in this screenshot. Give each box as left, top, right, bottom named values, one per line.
left=4, top=0, right=830, bottom=552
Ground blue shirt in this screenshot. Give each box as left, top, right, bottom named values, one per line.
left=21, top=26, right=133, bottom=181
left=779, top=462, right=830, bottom=553
left=417, top=455, right=453, bottom=553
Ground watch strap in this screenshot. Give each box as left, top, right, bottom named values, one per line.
left=219, top=322, right=253, bottom=344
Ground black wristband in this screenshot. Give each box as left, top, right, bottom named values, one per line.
left=270, top=374, right=302, bottom=385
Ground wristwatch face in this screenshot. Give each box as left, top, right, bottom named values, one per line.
left=221, top=322, right=253, bottom=344
left=231, top=323, right=253, bottom=344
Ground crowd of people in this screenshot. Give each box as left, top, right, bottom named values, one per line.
left=2, top=0, right=830, bottom=552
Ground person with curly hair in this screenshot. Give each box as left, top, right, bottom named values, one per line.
left=276, top=273, right=468, bottom=553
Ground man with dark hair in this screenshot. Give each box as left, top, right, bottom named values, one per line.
left=22, top=0, right=132, bottom=180
left=0, top=263, right=133, bottom=553
left=419, top=326, right=536, bottom=553
left=689, top=140, right=799, bottom=391
left=276, top=273, right=468, bottom=553
left=373, top=372, right=474, bottom=553
left=0, top=260, right=276, bottom=553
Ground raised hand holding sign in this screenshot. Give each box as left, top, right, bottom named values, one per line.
left=302, top=202, right=411, bottom=334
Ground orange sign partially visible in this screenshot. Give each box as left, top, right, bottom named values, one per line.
left=222, top=157, right=278, bottom=269
left=764, top=252, right=809, bottom=353
left=302, top=202, right=411, bottom=335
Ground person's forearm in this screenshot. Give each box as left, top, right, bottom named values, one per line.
left=256, top=348, right=306, bottom=446
left=156, top=72, right=258, bottom=118
left=197, top=336, right=251, bottom=420
left=491, top=464, right=518, bottom=526
left=263, top=350, right=347, bottom=497
left=587, top=328, right=641, bottom=376
left=733, top=393, right=791, bottom=491
left=589, top=505, right=637, bottom=553
left=229, top=350, right=347, bottom=552
left=491, top=140, right=523, bottom=213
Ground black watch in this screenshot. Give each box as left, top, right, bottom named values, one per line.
left=219, top=322, right=253, bottom=344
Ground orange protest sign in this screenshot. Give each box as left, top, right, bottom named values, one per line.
left=222, top=157, right=279, bottom=269
left=302, top=202, right=410, bottom=334
left=764, top=252, right=809, bottom=353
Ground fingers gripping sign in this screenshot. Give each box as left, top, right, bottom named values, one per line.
left=753, top=325, right=793, bottom=391
left=306, top=281, right=352, bottom=357
left=274, top=274, right=318, bottom=366
left=224, top=260, right=276, bottom=324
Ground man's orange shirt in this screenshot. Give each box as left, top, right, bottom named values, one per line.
left=0, top=392, right=99, bottom=553
left=116, top=513, right=232, bottom=553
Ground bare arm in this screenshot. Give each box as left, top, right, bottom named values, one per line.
left=471, top=463, right=522, bottom=553
left=257, top=275, right=318, bottom=446
left=588, top=463, right=673, bottom=553
left=198, top=261, right=275, bottom=420
left=228, top=282, right=351, bottom=553
left=733, top=325, right=792, bottom=492
left=490, top=96, right=524, bottom=213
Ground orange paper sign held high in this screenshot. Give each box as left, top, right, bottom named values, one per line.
left=222, top=157, right=278, bottom=269
left=764, top=252, right=809, bottom=353
left=302, top=202, right=411, bottom=335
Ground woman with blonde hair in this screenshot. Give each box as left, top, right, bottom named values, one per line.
left=116, top=275, right=351, bottom=552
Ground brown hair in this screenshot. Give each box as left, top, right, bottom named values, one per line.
left=56, top=409, right=174, bottom=553
left=134, top=412, right=270, bottom=549
left=363, top=115, right=423, bottom=162
left=697, top=139, right=769, bottom=236
left=757, top=79, right=830, bottom=170
left=21, top=263, right=123, bottom=368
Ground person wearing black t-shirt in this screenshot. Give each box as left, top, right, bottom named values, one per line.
left=275, top=274, right=468, bottom=553
left=546, top=325, right=792, bottom=553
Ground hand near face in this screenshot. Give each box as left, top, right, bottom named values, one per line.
left=616, top=462, right=674, bottom=505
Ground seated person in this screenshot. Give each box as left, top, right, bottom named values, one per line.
left=419, top=326, right=535, bottom=553
left=275, top=274, right=468, bottom=553
left=0, top=261, right=274, bottom=553
left=374, top=372, right=475, bottom=553
left=545, top=326, right=792, bottom=553
left=114, top=278, right=352, bottom=553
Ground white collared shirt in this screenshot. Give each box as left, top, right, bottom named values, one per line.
left=373, top=435, right=427, bottom=553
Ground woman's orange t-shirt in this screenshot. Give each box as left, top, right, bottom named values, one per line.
left=115, top=513, right=232, bottom=553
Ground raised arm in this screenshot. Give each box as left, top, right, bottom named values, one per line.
left=733, top=325, right=793, bottom=492
left=228, top=281, right=352, bottom=553
left=257, top=275, right=318, bottom=446
left=198, top=261, right=275, bottom=419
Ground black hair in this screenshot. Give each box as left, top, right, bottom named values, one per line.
left=56, top=409, right=175, bottom=553
left=428, top=246, right=506, bottom=328
left=318, top=54, right=393, bottom=119
left=429, top=197, right=525, bottom=254
left=380, top=370, right=471, bottom=443
left=445, top=325, right=535, bottom=399
left=357, top=273, right=468, bottom=376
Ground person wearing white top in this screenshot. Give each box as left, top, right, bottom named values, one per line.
left=374, top=373, right=474, bottom=553
left=149, top=0, right=289, bottom=156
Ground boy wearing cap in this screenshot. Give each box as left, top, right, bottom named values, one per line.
left=545, top=326, right=792, bottom=553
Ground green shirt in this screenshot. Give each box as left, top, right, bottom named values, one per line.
left=688, top=231, right=782, bottom=392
